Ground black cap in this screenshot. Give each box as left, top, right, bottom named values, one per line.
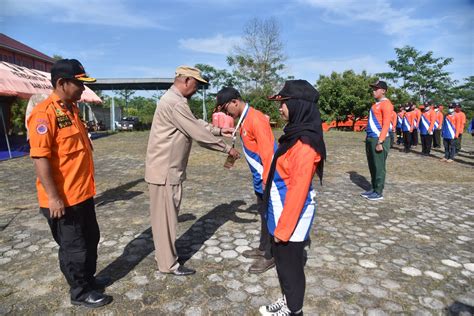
left=424, top=100, right=433, bottom=106
left=369, top=80, right=388, bottom=90
left=216, top=87, right=241, bottom=107
left=268, top=80, right=319, bottom=103
left=51, top=59, right=96, bottom=82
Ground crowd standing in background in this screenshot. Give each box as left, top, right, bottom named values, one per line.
left=395, top=100, right=469, bottom=163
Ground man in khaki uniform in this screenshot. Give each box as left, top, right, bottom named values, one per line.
left=145, top=66, right=240, bottom=276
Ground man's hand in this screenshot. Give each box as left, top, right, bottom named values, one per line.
left=375, top=143, right=383, bottom=152
left=274, top=236, right=281, bottom=243
left=221, top=127, right=235, bottom=138
left=229, top=147, right=240, bottom=159
left=49, top=198, right=65, bottom=219
left=429, top=131, right=433, bottom=135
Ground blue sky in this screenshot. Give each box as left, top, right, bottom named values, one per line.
left=2, top=0, right=473, bottom=93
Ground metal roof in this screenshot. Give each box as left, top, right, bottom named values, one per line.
left=87, top=78, right=209, bottom=91
left=0, top=33, right=55, bottom=64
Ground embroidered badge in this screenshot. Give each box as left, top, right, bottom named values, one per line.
left=36, top=124, right=48, bottom=135
left=56, top=115, right=72, bottom=128
left=36, top=118, right=48, bottom=124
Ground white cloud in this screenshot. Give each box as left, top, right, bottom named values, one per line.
left=299, top=0, right=439, bottom=40
left=2, top=0, right=161, bottom=28
left=103, top=65, right=177, bottom=78
left=179, top=34, right=242, bottom=55
left=287, top=55, right=390, bottom=82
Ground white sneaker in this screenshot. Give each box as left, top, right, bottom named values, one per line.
left=259, top=297, right=288, bottom=315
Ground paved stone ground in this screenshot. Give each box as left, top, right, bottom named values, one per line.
left=0, top=130, right=473, bottom=315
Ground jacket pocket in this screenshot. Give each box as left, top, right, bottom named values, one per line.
left=57, top=127, right=84, bottom=155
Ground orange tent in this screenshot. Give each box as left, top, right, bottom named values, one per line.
left=0, top=61, right=102, bottom=159
left=0, top=61, right=101, bottom=103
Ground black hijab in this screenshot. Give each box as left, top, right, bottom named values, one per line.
left=263, top=83, right=326, bottom=209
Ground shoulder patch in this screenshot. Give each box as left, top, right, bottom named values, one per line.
left=36, top=124, right=48, bottom=135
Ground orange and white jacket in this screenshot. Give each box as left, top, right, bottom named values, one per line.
left=366, top=98, right=394, bottom=142
left=390, top=111, right=397, bottom=132
left=455, top=111, right=466, bottom=133
left=419, top=108, right=436, bottom=135
left=442, top=114, right=459, bottom=139
left=239, top=105, right=277, bottom=194
left=402, top=111, right=414, bottom=132
left=267, top=140, right=321, bottom=242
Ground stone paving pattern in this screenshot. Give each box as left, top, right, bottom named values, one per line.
left=0, top=130, right=473, bottom=315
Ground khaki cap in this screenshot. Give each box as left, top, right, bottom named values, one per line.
left=175, top=65, right=207, bottom=83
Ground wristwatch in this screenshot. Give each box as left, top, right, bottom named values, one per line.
left=377, top=140, right=383, bottom=145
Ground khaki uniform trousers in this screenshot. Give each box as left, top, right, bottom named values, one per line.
left=148, top=183, right=182, bottom=273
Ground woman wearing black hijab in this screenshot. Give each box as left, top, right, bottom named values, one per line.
left=259, top=80, right=326, bottom=316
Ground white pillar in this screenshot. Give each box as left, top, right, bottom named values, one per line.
left=111, top=97, right=116, bottom=131
left=202, top=87, right=207, bottom=122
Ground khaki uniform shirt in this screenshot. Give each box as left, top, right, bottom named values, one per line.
left=145, top=85, right=231, bottom=185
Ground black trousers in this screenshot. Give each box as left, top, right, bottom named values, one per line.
left=272, top=240, right=307, bottom=313
left=421, top=134, right=433, bottom=154
left=443, top=139, right=456, bottom=159
left=403, top=131, right=412, bottom=152
left=256, top=193, right=272, bottom=260
left=41, top=198, right=100, bottom=300
left=396, top=128, right=403, bottom=144
left=433, top=129, right=441, bottom=148
left=411, top=129, right=419, bottom=146
left=455, top=133, right=463, bottom=153
left=389, top=131, right=395, bottom=148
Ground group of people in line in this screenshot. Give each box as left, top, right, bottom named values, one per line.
left=360, top=80, right=472, bottom=203
left=25, top=58, right=470, bottom=315
left=392, top=101, right=468, bottom=162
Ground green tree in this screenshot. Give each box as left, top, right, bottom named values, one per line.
left=454, top=76, right=474, bottom=118
left=246, top=86, right=282, bottom=124
left=115, top=89, right=136, bottom=112
left=128, top=96, right=157, bottom=124
left=386, top=87, right=411, bottom=110
left=317, top=70, right=377, bottom=128
left=378, top=46, right=455, bottom=103
left=194, top=63, right=237, bottom=92
left=52, top=54, right=63, bottom=61
left=9, top=98, right=28, bottom=135
left=227, top=17, right=286, bottom=93
left=91, top=90, right=111, bottom=108
left=188, top=95, right=214, bottom=121
left=191, top=63, right=282, bottom=122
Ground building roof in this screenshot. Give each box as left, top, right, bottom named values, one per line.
left=87, top=78, right=208, bottom=91
left=0, top=33, right=55, bottom=64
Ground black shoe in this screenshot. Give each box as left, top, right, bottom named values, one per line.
left=242, top=248, right=265, bottom=259
left=91, top=276, right=112, bottom=289
left=71, top=290, right=113, bottom=308
left=165, top=266, right=196, bottom=276
left=249, top=257, right=275, bottom=274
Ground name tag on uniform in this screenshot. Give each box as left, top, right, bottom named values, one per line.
left=57, top=115, right=72, bottom=128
